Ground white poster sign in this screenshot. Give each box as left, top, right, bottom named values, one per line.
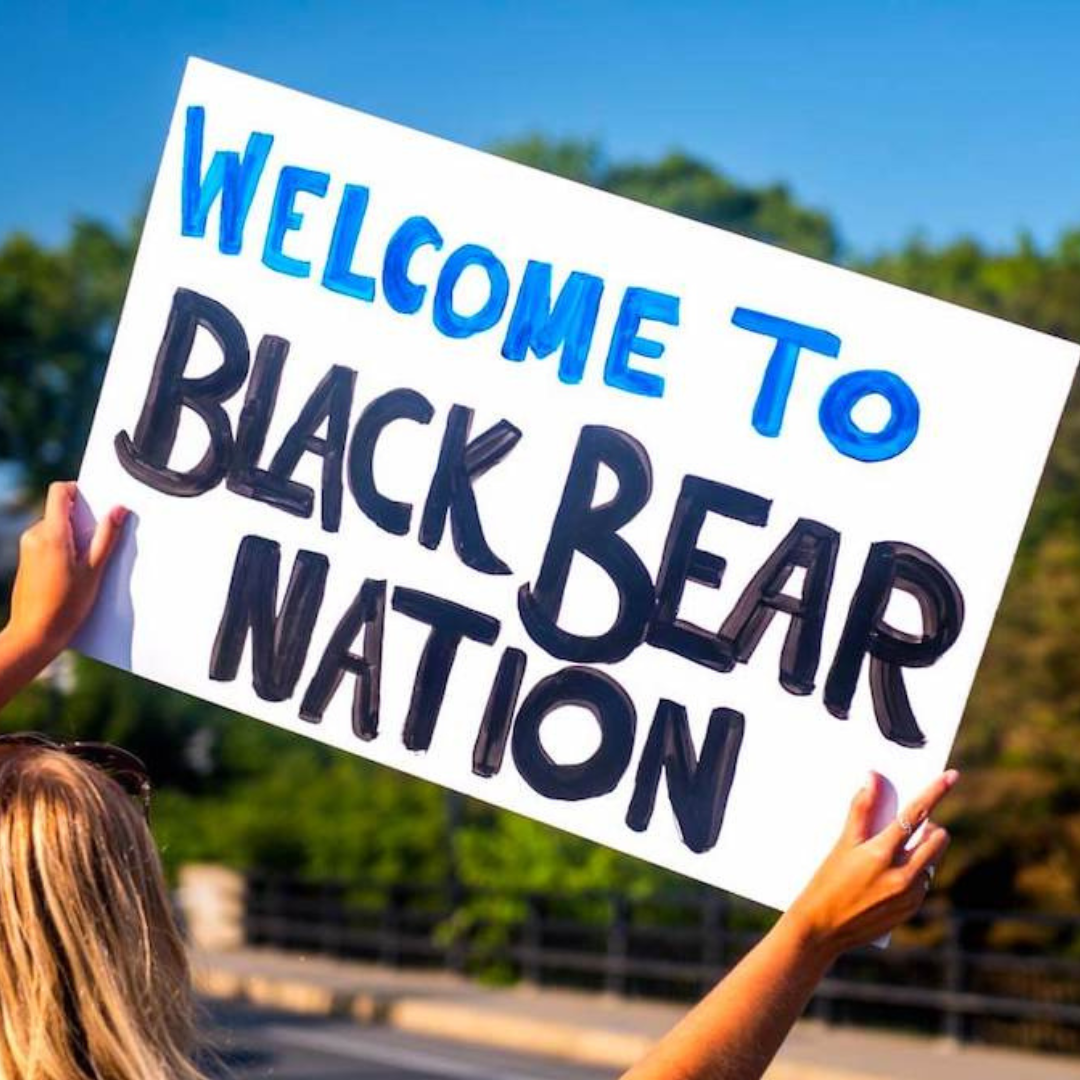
left=76, top=58, right=1077, bottom=912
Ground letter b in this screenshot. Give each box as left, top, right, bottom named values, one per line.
left=518, top=426, right=655, bottom=663
left=115, top=288, right=249, bottom=496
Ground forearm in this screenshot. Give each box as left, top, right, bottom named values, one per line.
left=622, top=911, right=835, bottom=1080
left=0, top=626, right=55, bottom=711
left=621, top=770, right=957, bottom=1080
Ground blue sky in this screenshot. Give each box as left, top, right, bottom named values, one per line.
left=4, top=2, right=1080, bottom=256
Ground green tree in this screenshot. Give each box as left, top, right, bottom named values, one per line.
left=3, top=137, right=1080, bottom=927
left=864, top=236, right=1080, bottom=917
left=0, top=222, right=135, bottom=493
left=494, top=137, right=839, bottom=260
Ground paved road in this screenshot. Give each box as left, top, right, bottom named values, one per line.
left=202, top=999, right=619, bottom=1080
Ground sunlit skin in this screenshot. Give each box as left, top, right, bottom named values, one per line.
left=0, top=480, right=953, bottom=1080
left=0, top=481, right=126, bottom=708
left=621, top=769, right=954, bottom=1080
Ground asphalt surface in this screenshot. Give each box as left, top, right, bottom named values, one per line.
left=201, top=999, right=619, bottom=1080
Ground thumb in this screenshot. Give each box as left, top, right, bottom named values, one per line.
left=88, top=506, right=129, bottom=572
left=843, top=772, right=879, bottom=846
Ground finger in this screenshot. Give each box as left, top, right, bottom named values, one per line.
left=44, top=481, right=77, bottom=537
left=18, top=520, right=44, bottom=551
left=900, top=879, right=930, bottom=920
left=873, top=770, right=959, bottom=856
left=900, top=821, right=950, bottom=885
left=88, top=506, right=129, bottom=572
left=843, top=771, right=880, bottom=845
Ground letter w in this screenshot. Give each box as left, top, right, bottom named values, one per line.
left=181, top=105, right=274, bottom=255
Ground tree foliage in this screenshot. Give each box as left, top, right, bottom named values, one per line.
left=0, top=222, right=135, bottom=492
left=1, top=138, right=1078, bottom=920
left=860, top=234, right=1080, bottom=914
left=493, top=136, right=839, bottom=261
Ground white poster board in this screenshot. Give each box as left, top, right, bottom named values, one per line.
left=76, top=58, right=1078, bottom=912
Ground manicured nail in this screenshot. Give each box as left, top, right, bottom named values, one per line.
left=943, top=769, right=960, bottom=788
left=110, top=506, right=130, bottom=526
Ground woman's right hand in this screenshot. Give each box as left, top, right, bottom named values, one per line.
left=784, top=769, right=958, bottom=958
left=6, top=481, right=127, bottom=663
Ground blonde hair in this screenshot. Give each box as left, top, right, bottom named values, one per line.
left=0, top=746, right=207, bottom=1080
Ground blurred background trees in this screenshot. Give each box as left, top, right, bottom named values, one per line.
left=1, top=139, right=1078, bottom=918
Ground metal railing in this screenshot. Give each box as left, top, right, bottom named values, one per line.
left=243, top=874, right=1080, bottom=1055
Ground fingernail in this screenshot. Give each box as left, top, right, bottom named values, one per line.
left=943, top=769, right=960, bottom=788
left=110, top=506, right=130, bottom=526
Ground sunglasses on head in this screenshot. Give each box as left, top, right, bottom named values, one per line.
left=0, top=733, right=152, bottom=821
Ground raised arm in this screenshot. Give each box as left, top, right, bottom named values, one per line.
left=0, top=481, right=127, bottom=709
left=621, top=769, right=957, bottom=1080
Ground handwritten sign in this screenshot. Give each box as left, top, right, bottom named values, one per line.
left=76, top=58, right=1078, bottom=912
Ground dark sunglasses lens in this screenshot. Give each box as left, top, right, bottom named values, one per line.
left=0, top=737, right=151, bottom=817
left=0, top=733, right=58, bottom=750
left=69, top=744, right=147, bottom=776
left=66, top=745, right=152, bottom=813
left=96, top=767, right=143, bottom=798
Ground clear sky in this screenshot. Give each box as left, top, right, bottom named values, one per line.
left=4, top=1, right=1080, bottom=257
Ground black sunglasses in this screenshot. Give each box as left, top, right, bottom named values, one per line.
left=0, top=733, right=152, bottom=821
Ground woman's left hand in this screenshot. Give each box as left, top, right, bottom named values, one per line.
left=784, top=769, right=956, bottom=958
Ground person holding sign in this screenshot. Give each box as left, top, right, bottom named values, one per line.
left=0, top=480, right=954, bottom=1080
left=0, top=484, right=210, bottom=1080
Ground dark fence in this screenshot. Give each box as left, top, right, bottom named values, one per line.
left=244, top=874, right=1080, bottom=1056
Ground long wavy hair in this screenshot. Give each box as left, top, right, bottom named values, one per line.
left=0, top=745, right=207, bottom=1080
